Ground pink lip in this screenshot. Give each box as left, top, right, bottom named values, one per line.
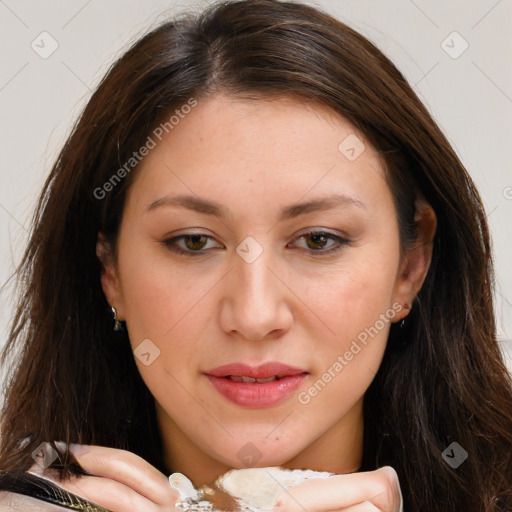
left=204, top=362, right=309, bottom=408
left=205, top=362, right=307, bottom=379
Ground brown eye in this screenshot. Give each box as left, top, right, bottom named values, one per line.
left=305, top=233, right=330, bottom=250
left=291, top=231, right=350, bottom=254
left=162, top=233, right=222, bottom=255
left=182, top=234, right=208, bottom=251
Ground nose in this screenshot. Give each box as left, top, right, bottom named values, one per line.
left=218, top=245, right=293, bottom=341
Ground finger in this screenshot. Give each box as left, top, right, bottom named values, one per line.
left=27, top=461, right=44, bottom=475
left=31, top=471, right=163, bottom=512
left=67, top=444, right=177, bottom=507
left=272, top=466, right=401, bottom=512
left=338, top=503, right=380, bottom=512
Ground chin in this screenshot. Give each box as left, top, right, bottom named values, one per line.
left=210, top=436, right=308, bottom=471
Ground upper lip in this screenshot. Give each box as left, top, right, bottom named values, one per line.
left=205, top=362, right=308, bottom=379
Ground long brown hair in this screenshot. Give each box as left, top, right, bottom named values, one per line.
left=1, top=1, right=511, bottom=509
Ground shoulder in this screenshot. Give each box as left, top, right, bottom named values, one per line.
left=0, top=490, right=70, bottom=511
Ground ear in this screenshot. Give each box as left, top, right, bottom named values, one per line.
left=96, top=232, right=125, bottom=320
left=392, top=198, right=437, bottom=322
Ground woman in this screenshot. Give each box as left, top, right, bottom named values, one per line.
left=1, top=0, right=511, bottom=510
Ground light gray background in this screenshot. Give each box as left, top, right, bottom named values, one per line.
left=1, top=0, right=511, bottom=388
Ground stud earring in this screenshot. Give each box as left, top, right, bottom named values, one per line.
left=111, top=306, right=122, bottom=332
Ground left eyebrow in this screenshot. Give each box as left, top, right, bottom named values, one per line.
left=145, top=192, right=366, bottom=220
left=280, top=193, right=366, bottom=220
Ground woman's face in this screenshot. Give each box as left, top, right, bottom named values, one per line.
left=99, top=94, right=429, bottom=479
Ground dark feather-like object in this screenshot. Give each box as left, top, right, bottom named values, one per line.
left=0, top=472, right=112, bottom=511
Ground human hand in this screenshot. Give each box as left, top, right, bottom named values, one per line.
left=271, top=466, right=403, bottom=512
left=27, top=443, right=180, bottom=512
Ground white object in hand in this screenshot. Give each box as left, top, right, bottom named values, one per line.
left=169, top=472, right=201, bottom=501
left=218, top=467, right=333, bottom=510
left=169, top=466, right=334, bottom=511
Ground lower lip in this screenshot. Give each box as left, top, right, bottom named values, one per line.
left=205, top=374, right=308, bottom=408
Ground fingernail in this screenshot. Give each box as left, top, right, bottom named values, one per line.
left=54, top=441, right=67, bottom=452
left=27, top=464, right=43, bottom=475
left=69, top=443, right=87, bottom=456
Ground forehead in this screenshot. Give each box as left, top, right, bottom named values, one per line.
left=156, top=94, right=368, bottom=160
left=125, top=94, right=389, bottom=214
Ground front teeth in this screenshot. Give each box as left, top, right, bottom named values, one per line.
left=229, top=376, right=278, bottom=383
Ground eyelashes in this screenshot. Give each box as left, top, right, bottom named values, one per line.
left=162, top=233, right=219, bottom=255
left=161, top=230, right=351, bottom=257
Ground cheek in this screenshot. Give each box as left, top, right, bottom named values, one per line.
left=117, top=255, right=215, bottom=417
left=116, top=240, right=216, bottom=364
left=294, top=288, right=395, bottom=425
left=292, top=246, right=400, bottom=406
left=298, top=247, right=400, bottom=347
